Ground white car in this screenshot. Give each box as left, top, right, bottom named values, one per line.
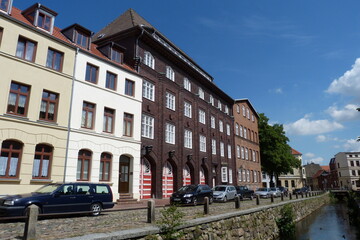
left=213, top=185, right=237, bottom=202
left=255, top=187, right=271, bottom=198
left=269, top=187, right=281, bottom=197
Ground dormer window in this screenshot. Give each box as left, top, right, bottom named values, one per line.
left=111, top=48, right=121, bottom=63
left=0, top=0, right=12, bottom=14
left=22, top=4, right=57, bottom=34
left=61, top=24, right=92, bottom=49
left=75, top=30, right=88, bottom=48
left=97, top=42, right=125, bottom=64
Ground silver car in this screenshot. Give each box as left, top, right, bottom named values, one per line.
left=269, top=187, right=281, bottom=197
left=213, top=185, right=237, bottom=202
left=255, top=187, right=271, bottom=198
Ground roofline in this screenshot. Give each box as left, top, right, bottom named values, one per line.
left=234, top=98, right=260, bottom=118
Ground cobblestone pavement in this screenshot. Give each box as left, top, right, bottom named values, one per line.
left=0, top=197, right=289, bottom=240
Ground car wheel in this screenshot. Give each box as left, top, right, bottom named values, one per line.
left=90, top=203, right=102, bottom=216
left=209, top=196, right=213, bottom=204
left=250, top=195, right=254, bottom=200
left=24, top=204, right=42, bottom=216
left=193, top=197, right=198, bottom=206
left=223, top=196, right=227, bottom=202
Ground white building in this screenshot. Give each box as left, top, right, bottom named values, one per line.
left=333, top=152, right=360, bottom=190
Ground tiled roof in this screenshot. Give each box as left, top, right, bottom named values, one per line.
left=291, top=148, right=302, bottom=155
left=321, top=165, right=330, bottom=171
left=8, top=6, right=135, bottom=72
left=312, top=169, right=324, bottom=178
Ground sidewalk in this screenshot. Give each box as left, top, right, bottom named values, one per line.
left=113, top=198, right=170, bottom=210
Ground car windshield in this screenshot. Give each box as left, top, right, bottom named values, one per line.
left=270, top=188, right=277, bottom=191
left=34, top=184, right=61, bottom=193
left=214, top=186, right=226, bottom=192
left=178, top=185, right=197, bottom=192
left=257, top=188, right=268, bottom=191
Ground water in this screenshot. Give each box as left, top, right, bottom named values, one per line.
left=295, top=204, right=360, bottom=240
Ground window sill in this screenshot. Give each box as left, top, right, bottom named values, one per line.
left=99, top=181, right=113, bottom=186
left=30, top=179, right=53, bottom=184
left=3, top=114, right=29, bottom=121
left=37, top=120, right=58, bottom=126
left=0, top=178, right=21, bottom=183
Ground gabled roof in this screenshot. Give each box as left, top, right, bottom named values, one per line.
left=313, top=169, right=324, bottom=178
left=321, top=166, right=330, bottom=171
left=234, top=99, right=259, bottom=118
left=291, top=148, right=302, bottom=155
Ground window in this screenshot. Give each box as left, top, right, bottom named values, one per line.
left=165, top=123, right=175, bottom=144
left=37, top=12, right=52, bottom=31
left=240, top=126, right=243, bottom=137
left=85, top=63, right=98, bottom=84
left=235, top=124, right=239, bottom=135
left=237, top=145, right=240, bottom=158
left=350, top=161, right=354, bottom=167
left=198, top=88, right=204, bottom=99
left=77, top=149, right=91, bottom=181
left=16, top=37, right=36, bottom=62
left=252, top=114, right=255, bottom=122
left=99, top=152, right=111, bottom=181
left=253, top=150, right=256, bottom=162
left=125, top=79, right=135, bottom=96
left=7, top=82, right=30, bottom=116
left=46, top=48, right=63, bottom=71
left=285, top=180, right=288, bottom=187
left=226, top=124, right=230, bottom=136
left=229, top=168, right=233, bottom=184
left=220, top=142, right=225, bottom=157
left=0, top=0, right=11, bottom=12
left=247, top=108, right=250, bottom=119
left=242, top=105, right=246, bottom=117
left=142, top=115, right=154, bottom=139
left=238, top=168, right=242, bottom=182
left=244, top=128, right=247, bottom=139
left=0, top=140, right=23, bottom=178
left=111, top=49, right=122, bottom=63
left=103, top=107, right=115, bottom=133
left=199, top=135, right=206, bottom=152
left=32, top=144, right=52, bottom=179
left=212, top=139, right=216, bottom=155
left=245, top=170, right=248, bottom=182
left=209, top=95, right=214, bottom=105
left=144, top=51, right=155, bottom=69
left=291, top=180, right=295, bottom=188
left=106, top=71, right=117, bottom=90
left=211, top=116, right=216, bottom=129
left=221, top=167, right=228, bottom=182
left=39, top=90, right=58, bottom=121
left=241, top=147, right=245, bottom=159
left=0, top=27, right=3, bottom=46
left=75, top=30, right=88, bottom=48
left=352, top=170, right=356, bottom=176
left=123, top=113, right=133, bottom=137
left=227, top=145, right=231, bottom=159
left=218, top=101, right=222, bottom=111
left=237, top=105, right=240, bottom=113
left=199, top=109, right=206, bottom=124
left=184, top=129, right=192, bottom=149
left=184, top=101, right=192, bottom=118
left=143, top=80, right=155, bottom=101
left=225, top=105, right=229, bottom=114
left=166, top=66, right=175, bottom=81
left=81, top=102, right=95, bottom=129
left=247, top=170, right=250, bottom=182
left=245, top=148, right=249, bottom=160
left=166, top=92, right=176, bottom=110
left=219, top=120, right=224, bottom=132
left=184, top=78, right=191, bottom=91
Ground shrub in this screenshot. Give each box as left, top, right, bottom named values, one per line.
left=276, top=204, right=295, bottom=239
left=156, top=205, right=185, bottom=240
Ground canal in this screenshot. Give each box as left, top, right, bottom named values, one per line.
left=295, top=203, right=360, bottom=240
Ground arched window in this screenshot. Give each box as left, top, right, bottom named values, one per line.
left=77, top=149, right=92, bottom=181
left=144, top=51, right=155, bottom=69
left=99, top=152, right=112, bottom=181
left=166, top=66, right=175, bottom=81
left=235, top=123, right=239, bottom=135
left=0, top=140, right=23, bottom=178
left=32, top=144, right=52, bottom=179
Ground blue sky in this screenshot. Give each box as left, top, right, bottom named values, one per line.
left=15, top=0, right=360, bottom=165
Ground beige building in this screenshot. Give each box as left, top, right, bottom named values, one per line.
left=278, top=148, right=306, bottom=192
left=0, top=3, right=75, bottom=195
left=333, top=152, right=360, bottom=190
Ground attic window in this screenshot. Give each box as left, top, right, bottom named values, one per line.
left=0, top=0, right=12, bottom=13
left=22, top=4, right=57, bottom=34
left=75, top=30, right=89, bottom=48
left=37, top=12, right=52, bottom=31
left=111, top=48, right=122, bottom=63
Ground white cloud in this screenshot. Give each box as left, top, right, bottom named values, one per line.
left=284, top=115, right=344, bottom=135
left=343, top=139, right=360, bottom=152
left=316, top=135, right=327, bottom=142
left=303, top=153, right=325, bottom=164
left=326, top=104, right=360, bottom=122
left=269, top=88, right=283, bottom=94
left=327, top=58, right=360, bottom=98
left=304, top=153, right=315, bottom=158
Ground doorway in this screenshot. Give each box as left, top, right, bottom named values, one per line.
left=119, top=155, right=130, bottom=193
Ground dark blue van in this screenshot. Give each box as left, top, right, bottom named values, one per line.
left=0, top=182, right=114, bottom=217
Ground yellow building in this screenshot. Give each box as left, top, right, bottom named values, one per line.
left=0, top=3, right=76, bottom=195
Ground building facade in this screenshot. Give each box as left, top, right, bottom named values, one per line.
left=233, top=99, right=261, bottom=190
left=333, top=152, right=360, bottom=190
left=0, top=2, right=75, bottom=195
left=93, top=9, right=236, bottom=199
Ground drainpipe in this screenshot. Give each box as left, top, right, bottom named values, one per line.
left=63, top=47, right=79, bottom=182
left=135, top=26, right=145, bottom=73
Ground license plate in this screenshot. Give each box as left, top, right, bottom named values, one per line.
left=173, top=198, right=180, bottom=201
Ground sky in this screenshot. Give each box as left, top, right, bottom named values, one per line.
left=14, top=0, right=360, bottom=166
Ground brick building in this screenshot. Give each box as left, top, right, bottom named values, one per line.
left=93, top=9, right=235, bottom=199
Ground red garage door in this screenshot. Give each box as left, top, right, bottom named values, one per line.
left=162, top=162, right=173, bottom=198
left=200, top=167, right=206, bottom=185
left=139, top=158, right=152, bottom=199
left=182, top=165, right=191, bottom=186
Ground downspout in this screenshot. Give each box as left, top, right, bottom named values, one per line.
left=135, top=26, right=145, bottom=73
left=63, top=47, right=79, bottom=182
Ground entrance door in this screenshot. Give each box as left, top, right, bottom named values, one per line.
left=119, top=156, right=130, bottom=193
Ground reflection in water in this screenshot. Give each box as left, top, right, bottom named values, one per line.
left=295, top=204, right=360, bottom=240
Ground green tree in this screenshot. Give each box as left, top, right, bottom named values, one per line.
left=258, top=113, right=299, bottom=186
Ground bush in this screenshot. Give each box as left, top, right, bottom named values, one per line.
left=156, top=205, right=185, bottom=240
left=276, top=204, right=295, bottom=239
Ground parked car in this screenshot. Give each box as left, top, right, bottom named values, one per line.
left=235, top=186, right=254, bottom=200
left=278, top=186, right=288, bottom=197
left=0, top=183, right=114, bottom=217
left=293, top=187, right=309, bottom=195
left=269, top=187, right=281, bottom=197
left=254, top=187, right=271, bottom=198
left=170, top=184, right=213, bottom=205
left=213, top=185, right=237, bottom=202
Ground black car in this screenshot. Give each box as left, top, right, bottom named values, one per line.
left=292, top=187, right=309, bottom=195
left=278, top=186, right=288, bottom=197
left=235, top=186, right=254, bottom=200
left=0, top=182, right=114, bottom=217
left=170, top=184, right=213, bottom=205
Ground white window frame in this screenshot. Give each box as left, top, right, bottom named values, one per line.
left=218, top=101, right=222, bottom=111
left=241, top=147, right=245, bottom=159
left=237, top=105, right=240, bottom=113
left=227, top=144, right=231, bottom=159
left=184, top=101, right=192, bottom=118
left=211, top=116, right=216, bottom=129
left=209, top=95, right=214, bottom=105
left=253, top=150, right=256, bottom=162
left=252, top=114, right=255, bottom=122
left=225, top=105, right=229, bottom=114
left=237, top=145, right=241, bottom=158
left=220, top=142, right=225, bottom=157
left=247, top=170, right=250, bottom=182
left=184, top=78, right=191, bottom=91
left=199, top=109, right=206, bottom=124
left=141, top=114, right=154, bottom=139
left=247, top=108, right=250, bottom=119
left=144, top=51, right=155, bottom=69
left=244, top=128, right=247, bottom=139
left=242, top=105, right=246, bottom=117
left=219, top=120, right=223, bottom=132
left=199, top=135, right=206, bottom=152
left=184, top=129, right=192, bottom=149
left=254, top=171, right=257, bottom=183
left=166, top=66, right=175, bottom=81
left=165, top=123, right=175, bottom=144
left=143, top=80, right=155, bottom=101
left=198, top=88, right=204, bottom=99
left=229, top=168, right=233, bottom=184
left=221, top=167, right=228, bottom=182
left=238, top=168, right=242, bottom=182
left=240, top=125, right=243, bottom=137
left=245, top=148, right=249, bottom=160
left=226, top=124, right=231, bottom=136
left=165, top=92, right=175, bottom=110
left=211, top=139, right=216, bottom=155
